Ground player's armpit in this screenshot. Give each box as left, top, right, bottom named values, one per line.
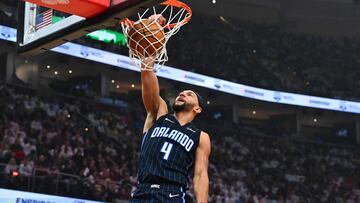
left=143, top=113, right=156, bottom=133
left=143, top=99, right=168, bottom=133
left=156, top=98, right=168, bottom=119
left=193, top=132, right=211, bottom=203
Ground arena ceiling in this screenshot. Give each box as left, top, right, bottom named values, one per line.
left=190, top=0, right=360, bottom=37
left=3, top=0, right=360, bottom=37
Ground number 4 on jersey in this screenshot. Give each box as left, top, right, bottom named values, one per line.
left=161, top=141, right=173, bottom=160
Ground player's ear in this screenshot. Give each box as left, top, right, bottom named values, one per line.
left=194, top=106, right=202, bottom=114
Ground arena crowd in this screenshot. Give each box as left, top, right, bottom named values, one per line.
left=1, top=82, right=360, bottom=203
left=1, top=4, right=360, bottom=203
left=77, top=14, right=360, bottom=101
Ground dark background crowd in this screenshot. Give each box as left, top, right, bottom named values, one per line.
left=2, top=1, right=360, bottom=101
left=77, top=14, right=360, bottom=102
left=0, top=81, right=139, bottom=202
left=1, top=81, right=360, bottom=203
left=0, top=0, right=16, bottom=27
left=1, top=1, right=360, bottom=203
left=168, top=15, right=360, bottom=101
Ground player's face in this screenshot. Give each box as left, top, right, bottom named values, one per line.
left=172, top=90, right=201, bottom=113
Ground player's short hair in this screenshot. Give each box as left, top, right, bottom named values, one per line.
left=193, top=91, right=205, bottom=113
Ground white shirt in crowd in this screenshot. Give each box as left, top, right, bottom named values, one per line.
left=59, top=145, right=74, bottom=159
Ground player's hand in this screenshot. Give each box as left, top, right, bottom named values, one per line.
left=149, top=14, right=167, bottom=26
left=141, top=57, right=156, bottom=71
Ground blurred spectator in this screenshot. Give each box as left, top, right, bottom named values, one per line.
left=76, top=15, right=360, bottom=102
left=1, top=79, right=360, bottom=203
left=19, top=158, right=34, bottom=177
left=4, top=158, right=17, bottom=175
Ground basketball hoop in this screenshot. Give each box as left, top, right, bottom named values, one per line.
left=121, top=0, right=192, bottom=71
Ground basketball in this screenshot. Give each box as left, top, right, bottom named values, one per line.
left=127, top=19, right=166, bottom=58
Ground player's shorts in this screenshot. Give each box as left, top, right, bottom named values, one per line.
left=129, top=183, right=189, bottom=203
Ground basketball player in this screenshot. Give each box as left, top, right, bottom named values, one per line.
left=129, top=56, right=211, bottom=203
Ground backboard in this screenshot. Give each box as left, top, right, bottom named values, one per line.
left=17, top=0, right=163, bottom=55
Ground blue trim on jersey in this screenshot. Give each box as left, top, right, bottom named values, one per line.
left=182, top=191, right=185, bottom=203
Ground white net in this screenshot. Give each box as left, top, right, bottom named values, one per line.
left=121, top=0, right=191, bottom=71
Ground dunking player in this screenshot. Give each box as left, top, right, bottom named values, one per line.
left=129, top=56, right=211, bottom=202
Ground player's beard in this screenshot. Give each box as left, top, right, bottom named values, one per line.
left=172, top=101, right=191, bottom=113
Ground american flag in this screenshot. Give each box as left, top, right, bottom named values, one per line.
left=35, top=9, right=53, bottom=30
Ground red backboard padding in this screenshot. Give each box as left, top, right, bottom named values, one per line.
left=24, top=0, right=111, bottom=18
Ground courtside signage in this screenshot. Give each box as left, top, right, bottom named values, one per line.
left=0, top=188, right=106, bottom=203
left=2, top=24, right=360, bottom=114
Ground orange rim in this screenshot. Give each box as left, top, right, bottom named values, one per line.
left=120, top=0, right=192, bottom=29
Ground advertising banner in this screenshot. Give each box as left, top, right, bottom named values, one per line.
left=0, top=188, right=106, bottom=203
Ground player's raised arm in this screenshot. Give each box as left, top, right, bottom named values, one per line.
left=193, top=132, right=211, bottom=203
left=141, top=58, right=168, bottom=133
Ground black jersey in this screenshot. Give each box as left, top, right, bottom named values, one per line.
left=137, top=114, right=201, bottom=187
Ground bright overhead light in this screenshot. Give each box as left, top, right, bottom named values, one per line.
left=207, top=101, right=210, bottom=105
left=46, top=65, right=51, bottom=69
left=68, top=70, right=72, bottom=74
left=313, top=118, right=318, bottom=122
left=212, top=0, right=216, bottom=4
left=131, top=84, right=135, bottom=88
left=111, top=80, right=115, bottom=84
left=54, top=71, right=58, bottom=75
left=252, top=111, right=257, bottom=115
left=116, top=85, right=120, bottom=89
